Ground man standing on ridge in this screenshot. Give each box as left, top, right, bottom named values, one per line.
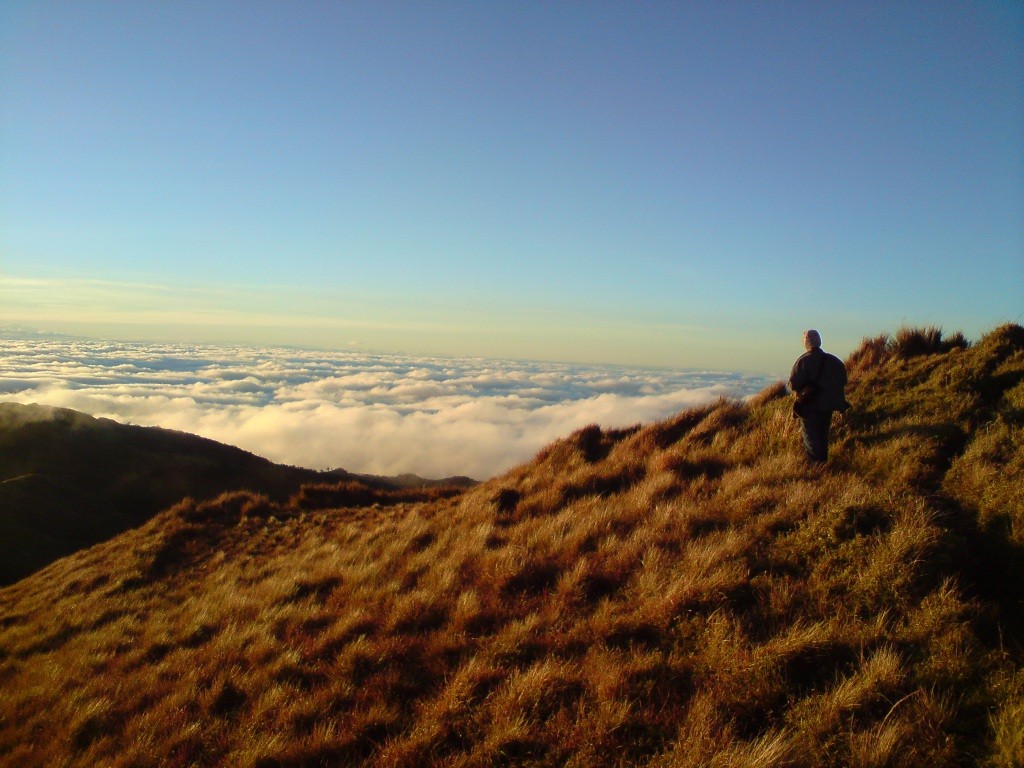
left=789, top=329, right=849, bottom=466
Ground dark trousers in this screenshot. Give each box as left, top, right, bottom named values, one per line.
left=800, top=410, right=833, bottom=464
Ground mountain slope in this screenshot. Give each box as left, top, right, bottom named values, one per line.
left=0, top=403, right=475, bottom=586
left=0, top=324, right=1021, bottom=767
left=0, top=402, right=335, bottom=585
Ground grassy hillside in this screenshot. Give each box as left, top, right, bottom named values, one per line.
left=0, top=403, right=335, bottom=585
left=0, top=404, right=474, bottom=585
left=0, top=324, right=1021, bottom=767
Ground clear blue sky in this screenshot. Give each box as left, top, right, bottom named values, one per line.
left=2, top=1, right=1021, bottom=374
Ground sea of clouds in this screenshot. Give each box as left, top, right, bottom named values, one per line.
left=0, top=334, right=774, bottom=479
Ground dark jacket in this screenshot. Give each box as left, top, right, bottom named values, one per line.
left=789, top=348, right=850, bottom=412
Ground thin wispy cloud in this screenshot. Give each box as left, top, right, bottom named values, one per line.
left=0, top=333, right=772, bottom=479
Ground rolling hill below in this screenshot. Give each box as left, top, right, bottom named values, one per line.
left=0, top=403, right=473, bottom=585
left=0, top=324, right=1021, bottom=767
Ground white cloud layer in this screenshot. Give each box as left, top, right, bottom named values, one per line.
left=0, top=332, right=773, bottom=479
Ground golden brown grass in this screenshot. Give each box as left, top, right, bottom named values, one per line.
left=0, top=323, right=1021, bottom=767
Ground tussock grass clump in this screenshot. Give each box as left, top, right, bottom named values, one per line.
left=846, top=324, right=969, bottom=376
left=0, top=323, right=1021, bottom=767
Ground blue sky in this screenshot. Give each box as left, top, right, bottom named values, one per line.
left=2, top=2, right=1021, bottom=374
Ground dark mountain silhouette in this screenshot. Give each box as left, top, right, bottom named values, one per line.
left=0, top=403, right=473, bottom=585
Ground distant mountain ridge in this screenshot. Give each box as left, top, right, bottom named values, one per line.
left=0, top=402, right=474, bottom=585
